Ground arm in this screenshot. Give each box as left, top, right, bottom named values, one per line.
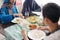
left=21, top=30, right=29, bottom=40
left=22, top=35, right=29, bottom=40
left=0, top=7, right=13, bottom=24
left=12, top=5, right=24, bottom=18
left=0, top=14, right=13, bottom=24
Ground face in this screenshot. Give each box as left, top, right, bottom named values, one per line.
left=9, top=0, right=14, bottom=4
left=43, top=18, right=47, bottom=25
left=43, top=17, right=50, bottom=26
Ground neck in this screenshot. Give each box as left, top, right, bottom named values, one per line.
left=49, top=22, right=58, bottom=32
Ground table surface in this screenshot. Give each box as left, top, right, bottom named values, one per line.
left=4, top=24, right=60, bottom=40
left=4, top=16, right=41, bottom=40
left=4, top=16, right=60, bottom=40
left=4, top=16, right=43, bottom=40
left=4, top=24, right=30, bottom=40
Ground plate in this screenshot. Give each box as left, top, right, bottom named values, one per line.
left=11, top=17, right=30, bottom=28
left=28, top=29, right=46, bottom=40
left=26, top=16, right=39, bottom=23
left=11, top=17, right=23, bottom=23
left=32, top=11, right=41, bottom=15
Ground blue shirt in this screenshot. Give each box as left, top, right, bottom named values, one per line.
left=4, top=0, right=9, bottom=4
left=0, top=0, right=18, bottom=24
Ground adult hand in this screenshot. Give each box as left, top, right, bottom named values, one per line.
left=13, top=14, right=24, bottom=18
left=18, top=14, right=24, bottom=19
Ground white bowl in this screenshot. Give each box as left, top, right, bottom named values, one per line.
left=28, top=29, right=46, bottom=40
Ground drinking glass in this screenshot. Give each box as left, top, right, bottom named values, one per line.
left=25, top=12, right=29, bottom=18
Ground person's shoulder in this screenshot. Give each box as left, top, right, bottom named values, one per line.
left=1, top=7, right=7, bottom=11
left=58, top=25, right=60, bottom=29
left=44, top=29, right=60, bottom=40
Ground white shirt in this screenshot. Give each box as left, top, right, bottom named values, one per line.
left=44, top=30, right=60, bottom=40
left=16, top=0, right=25, bottom=13
left=0, top=0, right=3, bottom=8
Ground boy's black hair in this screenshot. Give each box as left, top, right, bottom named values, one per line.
left=42, top=3, right=60, bottom=23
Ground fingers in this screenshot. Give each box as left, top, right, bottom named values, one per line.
left=21, top=30, right=27, bottom=36
left=13, top=14, right=18, bottom=17
left=16, top=14, right=24, bottom=18
left=21, top=30, right=29, bottom=40
left=38, top=27, right=46, bottom=30
left=13, top=14, right=24, bottom=18
left=19, top=15, right=24, bottom=19
left=21, top=30, right=26, bottom=34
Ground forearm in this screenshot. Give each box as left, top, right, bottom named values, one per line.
left=1, top=15, right=13, bottom=24
left=21, top=30, right=29, bottom=40
left=23, top=35, right=29, bottom=40
left=45, top=26, right=57, bottom=33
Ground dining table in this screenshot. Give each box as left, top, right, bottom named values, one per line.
left=4, top=13, right=45, bottom=40
left=4, top=24, right=30, bottom=40
left=4, top=22, right=48, bottom=40
left=4, top=11, right=60, bottom=40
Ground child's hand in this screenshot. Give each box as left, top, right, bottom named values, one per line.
left=38, top=26, right=49, bottom=30
left=21, top=30, right=29, bottom=40
left=21, top=30, right=27, bottom=36
left=38, top=26, right=51, bottom=32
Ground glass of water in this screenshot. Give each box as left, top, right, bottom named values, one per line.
left=25, top=12, right=29, bottom=18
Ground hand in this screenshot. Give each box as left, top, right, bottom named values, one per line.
left=38, top=26, right=50, bottom=30
left=21, top=30, right=27, bottom=36
left=18, top=14, right=24, bottom=19
left=21, top=30, right=29, bottom=40
left=38, top=27, right=47, bottom=30
left=13, top=14, right=24, bottom=18
left=38, top=26, right=51, bottom=32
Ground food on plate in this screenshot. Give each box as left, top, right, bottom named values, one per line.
left=40, top=22, right=45, bottom=26
left=29, top=24, right=37, bottom=30
left=31, top=32, right=42, bottom=38
left=12, top=18, right=22, bottom=23
left=37, top=21, right=45, bottom=26
left=16, top=19, right=20, bottom=22
left=15, top=18, right=21, bottom=23
left=28, top=30, right=46, bottom=40
left=27, top=16, right=38, bottom=23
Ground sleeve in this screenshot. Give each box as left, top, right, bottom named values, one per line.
left=22, top=0, right=41, bottom=16
left=22, top=0, right=30, bottom=16
left=32, top=0, right=41, bottom=12
left=0, top=7, right=13, bottom=24
left=44, top=30, right=60, bottom=40
left=3, top=0, right=9, bottom=4
left=12, top=4, right=18, bottom=14
left=0, top=15, right=13, bottom=24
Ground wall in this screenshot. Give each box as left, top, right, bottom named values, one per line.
left=35, top=0, right=60, bottom=8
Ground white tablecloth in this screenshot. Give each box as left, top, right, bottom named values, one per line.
left=4, top=24, right=29, bottom=40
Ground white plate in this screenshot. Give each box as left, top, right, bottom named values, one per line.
left=11, top=17, right=30, bottom=28
left=32, top=11, right=41, bottom=15
left=11, top=17, right=23, bottom=23
left=28, top=29, right=46, bottom=40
